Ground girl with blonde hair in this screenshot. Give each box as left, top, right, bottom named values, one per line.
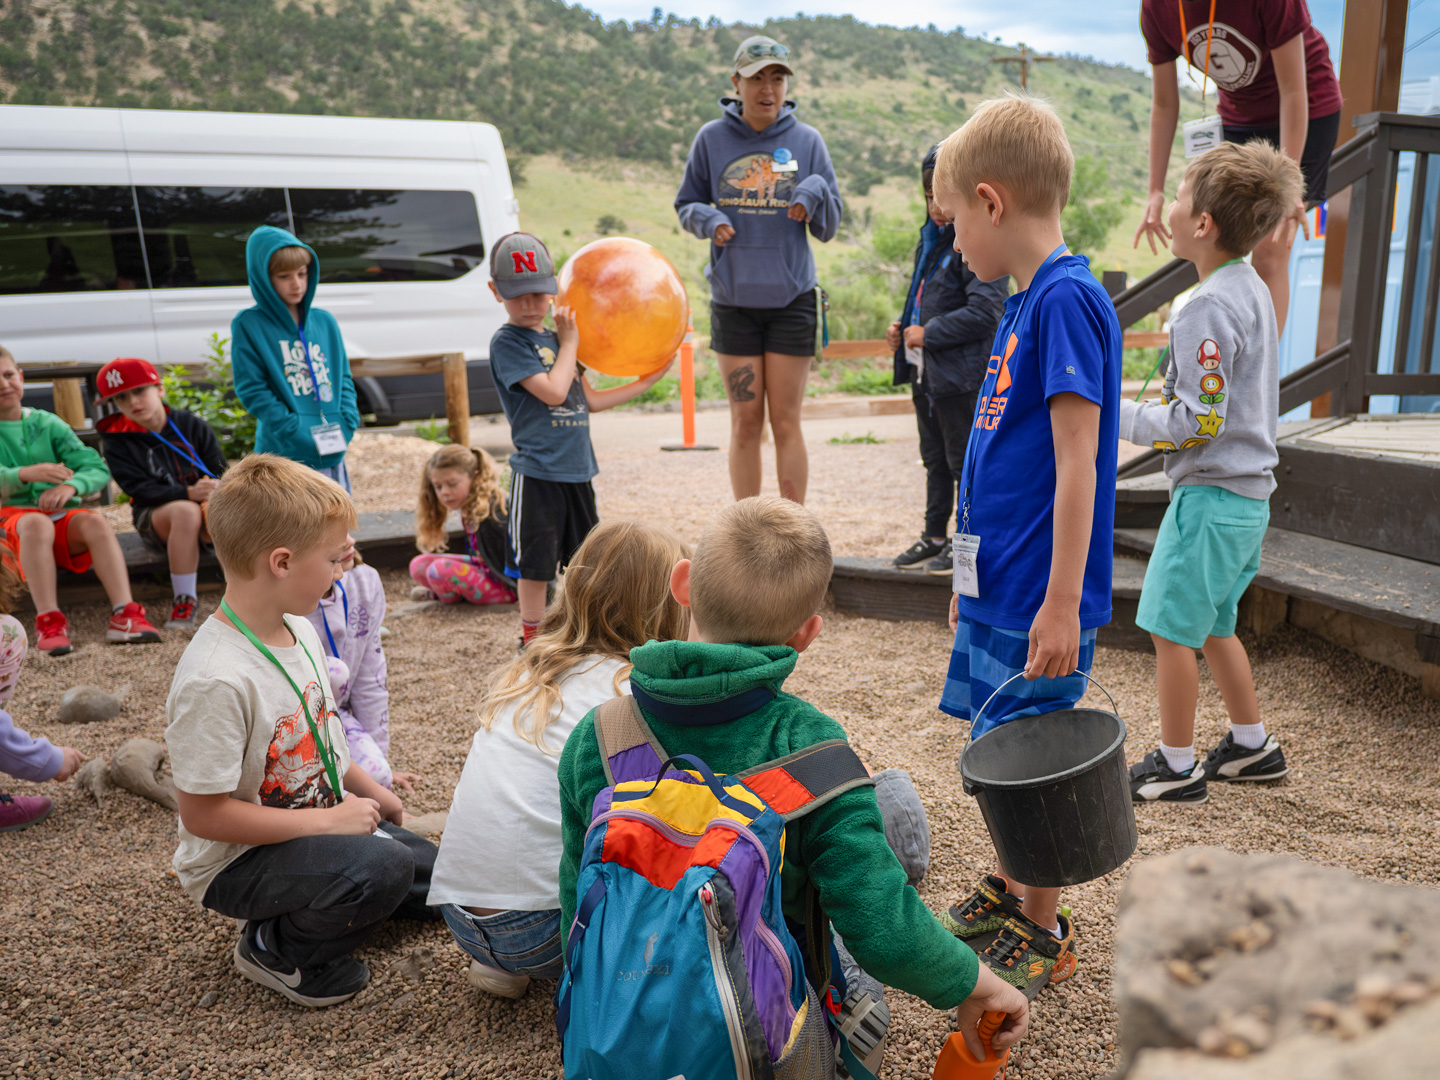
left=409, top=444, right=515, bottom=605
left=427, top=519, right=690, bottom=998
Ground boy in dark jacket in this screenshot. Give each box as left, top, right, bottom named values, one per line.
left=888, top=145, right=1008, bottom=575
left=97, top=357, right=228, bottom=632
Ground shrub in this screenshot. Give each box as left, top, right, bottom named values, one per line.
left=160, top=333, right=256, bottom=460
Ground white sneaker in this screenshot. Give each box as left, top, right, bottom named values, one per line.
left=466, top=959, right=530, bottom=999
left=410, top=586, right=437, bottom=602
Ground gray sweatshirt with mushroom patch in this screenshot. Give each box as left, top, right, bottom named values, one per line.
left=1118, top=261, right=1279, bottom=500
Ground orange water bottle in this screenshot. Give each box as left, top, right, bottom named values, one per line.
left=932, top=1010, right=1010, bottom=1080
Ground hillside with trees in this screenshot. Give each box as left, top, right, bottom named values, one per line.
left=0, top=0, right=1172, bottom=212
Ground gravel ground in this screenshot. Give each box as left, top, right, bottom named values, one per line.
left=2, top=429, right=1436, bottom=1080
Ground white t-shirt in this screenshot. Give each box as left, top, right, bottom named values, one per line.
left=427, top=656, right=627, bottom=911
left=165, top=614, right=351, bottom=905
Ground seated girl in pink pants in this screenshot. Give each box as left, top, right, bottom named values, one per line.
left=410, top=445, right=517, bottom=606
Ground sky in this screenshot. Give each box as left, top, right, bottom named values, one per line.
left=576, top=1, right=1440, bottom=84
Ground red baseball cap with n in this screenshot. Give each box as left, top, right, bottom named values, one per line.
left=97, top=357, right=161, bottom=399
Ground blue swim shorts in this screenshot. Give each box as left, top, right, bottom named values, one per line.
left=939, top=611, right=1096, bottom=740
left=1136, top=484, right=1269, bottom=649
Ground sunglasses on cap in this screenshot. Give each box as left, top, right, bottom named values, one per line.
left=739, top=40, right=790, bottom=62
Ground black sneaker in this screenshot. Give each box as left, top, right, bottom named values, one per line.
left=893, top=536, right=945, bottom=570
left=1129, top=749, right=1209, bottom=804
left=923, top=538, right=954, bottom=576
left=233, top=921, right=370, bottom=1008
left=1202, top=732, right=1288, bottom=782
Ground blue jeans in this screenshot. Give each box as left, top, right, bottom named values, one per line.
left=315, top=459, right=351, bottom=494
left=440, top=904, right=562, bottom=978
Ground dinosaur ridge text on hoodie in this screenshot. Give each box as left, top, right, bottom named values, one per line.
left=674, top=98, right=843, bottom=310
left=231, top=226, right=360, bottom=469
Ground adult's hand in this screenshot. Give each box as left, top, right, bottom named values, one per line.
left=954, top=963, right=1030, bottom=1060
left=904, top=325, right=925, bottom=349
left=788, top=203, right=811, bottom=223
left=1271, top=197, right=1311, bottom=246
left=713, top=224, right=736, bottom=247
left=885, top=321, right=903, bottom=351
left=1133, top=191, right=1171, bottom=254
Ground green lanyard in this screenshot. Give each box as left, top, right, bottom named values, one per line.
left=219, top=598, right=343, bottom=802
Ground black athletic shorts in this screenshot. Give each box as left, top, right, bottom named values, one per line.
left=710, top=289, right=817, bottom=357
left=505, top=471, right=598, bottom=582
left=1223, top=109, right=1341, bottom=205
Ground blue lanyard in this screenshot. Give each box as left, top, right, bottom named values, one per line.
left=959, top=244, right=1068, bottom=535
left=911, top=253, right=952, bottom=327
left=149, top=418, right=215, bottom=479
left=319, top=579, right=347, bottom=658
left=295, top=325, right=332, bottom=416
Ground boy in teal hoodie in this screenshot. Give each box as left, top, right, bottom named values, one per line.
left=558, top=496, right=1028, bottom=1072
left=232, top=227, right=360, bottom=490
left=0, top=346, right=163, bottom=655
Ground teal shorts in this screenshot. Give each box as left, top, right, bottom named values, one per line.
left=1136, top=485, right=1270, bottom=648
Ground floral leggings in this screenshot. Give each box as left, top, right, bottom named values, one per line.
left=408, top=554, right=517, bottom=605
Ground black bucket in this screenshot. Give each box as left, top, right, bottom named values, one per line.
left=959, top=673, right=1137, bottom=888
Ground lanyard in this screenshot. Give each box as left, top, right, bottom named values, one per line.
left=149, top=418, right=215, bottom=479
left=959, top=244, right=1068, bottom=536
left=295, top=325, right=331, bottom=419
left=1177, top=0, right=1217, bottom=116
left=911, top=253, right=952, bottom=327
left=219, top=598, right=343, bottom=801
left=319, top=579, right=347, bottom=659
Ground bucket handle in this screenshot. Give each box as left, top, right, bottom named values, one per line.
left=966, top=670, right=1120, bottom=752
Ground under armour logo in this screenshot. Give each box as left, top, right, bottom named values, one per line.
left=511, top=250, right=538, bottom=273
left=104, top=369, right=125, bottom=388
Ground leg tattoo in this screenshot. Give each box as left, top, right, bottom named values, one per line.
left=727, top=364, right=757, bottom=402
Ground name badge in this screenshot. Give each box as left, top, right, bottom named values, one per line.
left=953, top=533, right=981, bottom=598
left=1183, top=115, right=1223, bottom=159
left=905, top=344, right=924, bottom=380
left=310, top=422, right=347, bottom=456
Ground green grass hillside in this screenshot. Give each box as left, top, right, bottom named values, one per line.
left=1, top=0, right=1188, bottom=394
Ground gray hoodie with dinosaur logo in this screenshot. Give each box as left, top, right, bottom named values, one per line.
left=675, top=98, right=842, bottom=310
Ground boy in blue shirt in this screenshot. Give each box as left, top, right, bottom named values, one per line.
left=929, top=96, right=1122, bottom=999
left=485, top=233, right=670, bottom=645
left=232, top=228, right=360, bottom=492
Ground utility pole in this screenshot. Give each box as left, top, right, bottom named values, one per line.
left=990, top=44, right=1058, bottom=91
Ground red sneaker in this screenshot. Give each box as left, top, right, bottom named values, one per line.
left=107, top=602, right=162, bottom=644
left=35, top=610, right=73, bottom=656
left=0, top=792, right=54, bottom=832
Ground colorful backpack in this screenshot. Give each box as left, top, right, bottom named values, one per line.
left=556, top=695, right=875, bottom=1080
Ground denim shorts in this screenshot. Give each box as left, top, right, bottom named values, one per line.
left=440, top=904, right=562, bottom=978
left=1136, top=485, right=1269, bottom=648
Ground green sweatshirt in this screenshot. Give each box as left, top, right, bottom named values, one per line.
left=557, top=639, right=980, bottom=1009
left=0, top=408, right=111, bottom=507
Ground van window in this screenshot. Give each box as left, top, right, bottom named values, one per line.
left=288, top=189, right=484, bottom=283
left=136, top=187, right=290, bottom=289
left=0, top=185, right=148, bottom=295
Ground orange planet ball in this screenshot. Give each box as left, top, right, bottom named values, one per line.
left=556, top=237, right=689, bottom=378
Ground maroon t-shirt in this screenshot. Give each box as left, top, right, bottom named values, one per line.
left=1141, top=0, right=1343, bottom=127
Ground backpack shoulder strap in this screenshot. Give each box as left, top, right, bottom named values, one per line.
left=592, top=694, right=669, bottom=787
left=738, top=739, right=873, bottom=822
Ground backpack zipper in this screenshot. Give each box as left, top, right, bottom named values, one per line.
left=587, top=807, right=773, bottom=881
left=700, top=882, right=752, bottom=1080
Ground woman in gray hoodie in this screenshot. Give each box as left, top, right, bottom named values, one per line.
left=675, top=35, right=842, bottom=504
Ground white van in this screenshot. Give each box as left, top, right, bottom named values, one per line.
left=0, top=105, right=519, bottom=422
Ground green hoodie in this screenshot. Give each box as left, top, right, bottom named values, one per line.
left=0, top=408, right=111, bottom=507
left=231, top=226, right=360, bottom=469
left=557, top=639, right=980, bottom=1009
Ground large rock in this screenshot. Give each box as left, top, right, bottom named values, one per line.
left=108, top=737, right=178, bottom=811
left=1114, top=847, right=1440, bottom=1078
left=55, top=685, right=125, bottom=724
